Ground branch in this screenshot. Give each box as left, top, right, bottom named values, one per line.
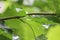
left=0, top=13, right=57, bottom=20
left=0, top=16, right=24, bottom=21
left=28, top=12, right=57, bottom=15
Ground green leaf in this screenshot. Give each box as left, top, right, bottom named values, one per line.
left=5, top=19, right=35, bottom=40
left=46, top=24, right=60, bottom=40
left=21, top=17, right=45, bottom=37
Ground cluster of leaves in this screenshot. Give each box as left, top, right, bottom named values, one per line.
left=0, top=0, right=60, bottom=40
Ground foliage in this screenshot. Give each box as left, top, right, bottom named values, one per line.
left=0, top=0, right=60, bottom=40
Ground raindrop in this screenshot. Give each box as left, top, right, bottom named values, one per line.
left=12, top=34, right=19, bottom=40
left=16, top=8, right=22, bottom=12
left=42, top=24, right=50, bottom=29
left=26, top=11, right=28, bottom=14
